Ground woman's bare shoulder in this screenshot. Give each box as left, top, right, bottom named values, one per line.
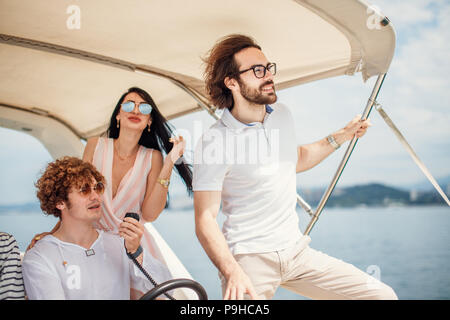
left=83, top=137, right=100, bottom=163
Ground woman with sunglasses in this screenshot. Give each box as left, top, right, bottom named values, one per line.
left=83, top=86, right=192, bottom=228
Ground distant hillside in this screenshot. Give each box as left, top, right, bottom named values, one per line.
left=298, top=183, right=448, bottom=208
left=328, top=184, right=409, bottom=207
left=1, top=182, right=448, bottom=213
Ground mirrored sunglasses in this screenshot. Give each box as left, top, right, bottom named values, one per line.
left=121, top=101, right=153, bottom=115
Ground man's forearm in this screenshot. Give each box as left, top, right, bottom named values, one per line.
left=296, top=138, right=335, bottom=172
left=296, top=130, right=347, bottom=172
left=296, top=115, right=372, bottom=172
left=195, top=214, right=239, bottom=278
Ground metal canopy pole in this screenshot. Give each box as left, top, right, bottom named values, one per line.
left=374, top=103, right=450, bottom=206
left=303, top=73, right=387, bottom=236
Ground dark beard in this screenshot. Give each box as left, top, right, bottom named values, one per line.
left=237, top=79, right=277, bottom=105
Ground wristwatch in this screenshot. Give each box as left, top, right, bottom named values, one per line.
left=127, top=245, right=143, bottom=259
left=157, top=178, right=170, bottom=188
left=326, top=134, right=341, bottom=150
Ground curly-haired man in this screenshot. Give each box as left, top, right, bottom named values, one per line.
left=22, top=157, right=171, bottom=299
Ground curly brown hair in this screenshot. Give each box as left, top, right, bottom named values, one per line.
left=35, top=157, right=105, bottom=218
left=203, top=34, right=261, bottom=110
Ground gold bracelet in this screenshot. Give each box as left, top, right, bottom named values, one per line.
left=157, top=178, right=170, bottom=188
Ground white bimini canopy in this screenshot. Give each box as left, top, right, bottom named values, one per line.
left=0, top=0, right=395, bottom=157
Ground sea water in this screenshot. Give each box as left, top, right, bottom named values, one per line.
left=1, top=205, right=449, bottom=300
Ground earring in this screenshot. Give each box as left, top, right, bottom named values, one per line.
left=117, top=119, right=120, bottom=128
left=147, top=125, right=150, bottom=132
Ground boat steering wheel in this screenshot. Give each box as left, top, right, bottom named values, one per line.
left=140, top=278, right=208, bottom=300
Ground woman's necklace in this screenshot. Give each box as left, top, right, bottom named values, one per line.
left=114, top=142, right=137, bottom=161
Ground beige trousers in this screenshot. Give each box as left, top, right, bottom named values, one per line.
left=220, top=236, right=398, bottom=300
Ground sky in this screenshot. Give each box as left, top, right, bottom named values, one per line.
left=0, top=0, right=449, bottom=205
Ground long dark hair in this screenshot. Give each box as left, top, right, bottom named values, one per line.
left=107, top=87, right=192, bottom=195
left=203, top=34, right=261, bottom=110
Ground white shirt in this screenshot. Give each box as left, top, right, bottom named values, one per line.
left=193, top=103, right=303, bottom=255
left=22, top=230, right=171, bottom=300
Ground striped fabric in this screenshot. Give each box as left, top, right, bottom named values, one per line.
left=92, top=137, right=166, bottom=263
left=0, top=232, right=25, bottom=300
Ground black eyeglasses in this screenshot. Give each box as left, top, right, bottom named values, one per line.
left=238, top=62, right=277, bottom=79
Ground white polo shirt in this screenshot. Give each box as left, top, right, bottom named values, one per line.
left=193, top=103, right=303, bottom=255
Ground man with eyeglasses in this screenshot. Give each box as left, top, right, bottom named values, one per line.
left=193, top=34, right=397, bottom=300
left=22, top=157, right=171, bottom=299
